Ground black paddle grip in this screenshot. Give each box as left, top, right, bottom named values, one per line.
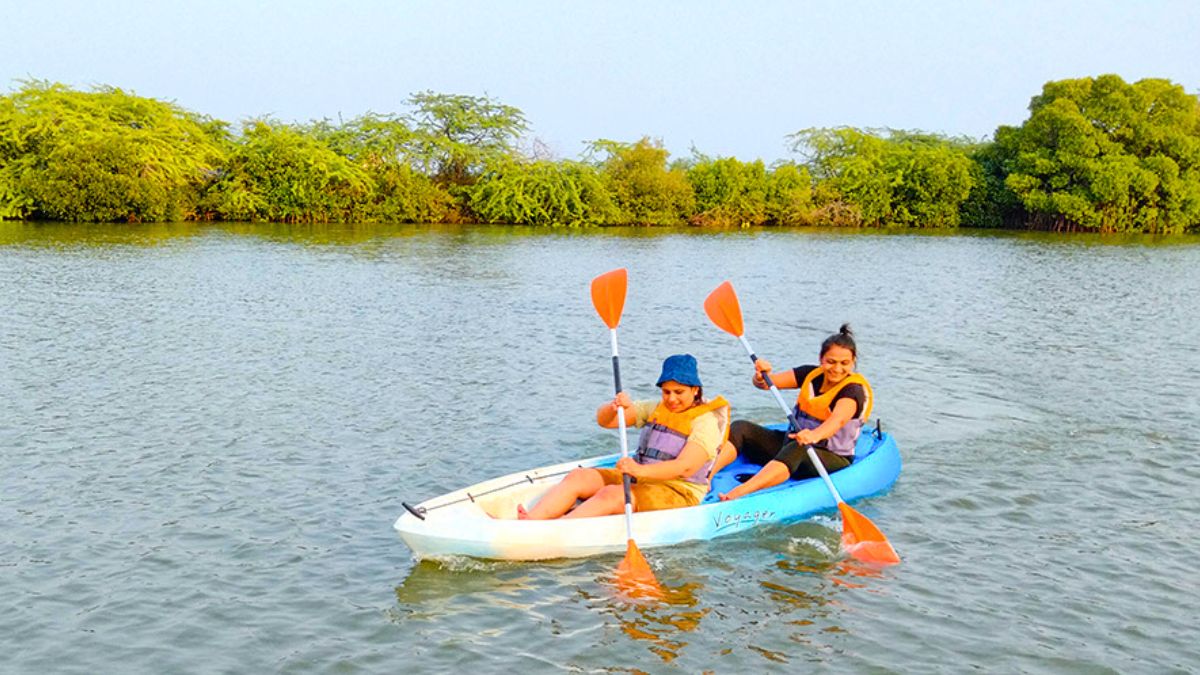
left=402, top=501, right=427, bottom=520
left=751, top=352, right=804, bottom=434
left=611, top=354, right=634, bottom=504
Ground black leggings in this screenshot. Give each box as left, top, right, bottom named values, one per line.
left=727, top=420, right=851, bottom=479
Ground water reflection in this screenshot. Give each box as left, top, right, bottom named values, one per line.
left=775, top=557, right=888, bottom=589
left=5, top=221, right=1196, bottom=253
left=385, top=522, right=879, bottom=668
left=699, top=525, right=896, bottom=662
left=394, top=559, right=533, bottom=605
left=587, top=530, right=892, bottom=665
left=393, top=556, right=713, bottom=665
left=0, top=221, right=208, bottom=247
left=0, top=221, right=452, bottom=248
left=0, top=221, right=722, bottom=249
left=585, top=578, right=709, bottom=664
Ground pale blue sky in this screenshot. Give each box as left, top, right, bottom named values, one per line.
left=3, top=1, right=1197, bottom=163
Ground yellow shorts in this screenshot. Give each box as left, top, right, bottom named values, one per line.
left=594, top=468, right=701, bottom=512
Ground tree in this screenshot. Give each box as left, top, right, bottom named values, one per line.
left=765, top=162, right=816, bottom=226
left=304, top=113, right=414, bottom=166
left=588, top=138, right=694, bottom=225
left=202, top=119, right=370, bottom=222
left=789, top=127, right=977, bottom=227
left=0, top=81, right=228, bottom=222
left=405, top=91, right=528, bottom=186
left=467, top=159, right=617, bottom=226
left=999, top=75, right=1200, bottom=233
left=686, top=154, right=770, bottom=226
left=304, top=114, right=455, bottom=223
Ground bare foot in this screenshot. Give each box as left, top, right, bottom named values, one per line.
left=516, top=504, right=529, bottom=520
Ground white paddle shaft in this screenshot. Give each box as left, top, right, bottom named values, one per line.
left=610, top=328, right=636, bottom=535
left=737, top=334, right=845, bottom=504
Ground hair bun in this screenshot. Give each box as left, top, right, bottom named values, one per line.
left=820, top=323, right=858, bottom=359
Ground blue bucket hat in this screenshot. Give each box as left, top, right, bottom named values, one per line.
left=656, top=354, right=702, bottom=387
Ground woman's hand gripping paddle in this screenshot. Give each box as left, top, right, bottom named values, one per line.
left=591, top=268, right=662, bottom=595
left=703, top=281, right=900, bottom=566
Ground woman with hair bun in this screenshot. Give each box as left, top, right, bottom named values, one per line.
left=713, top=324, right=873, bottom=501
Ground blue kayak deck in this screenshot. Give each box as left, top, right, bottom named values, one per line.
left=703, top=423, right=891, bottom=505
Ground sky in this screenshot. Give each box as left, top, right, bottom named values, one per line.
left=3, top=1, right=1198, bottom=164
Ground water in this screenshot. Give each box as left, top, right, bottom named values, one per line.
left=2, top=223, right=1198, bottom=673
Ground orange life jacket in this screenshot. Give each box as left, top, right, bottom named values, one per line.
left=793, top=369, right=872, bottom=457
left=636, top=396, right=730, bottom=486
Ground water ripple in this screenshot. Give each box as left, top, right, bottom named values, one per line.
left=2, top=224, right=1199, bottom=672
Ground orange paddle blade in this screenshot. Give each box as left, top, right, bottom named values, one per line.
left=590, top=268, right=628, bottom=329
left=703, top=281, right=744, bottom=337
left=838, top=502, right=901, bottom=565
left=615, top=539, right=662, bottom=598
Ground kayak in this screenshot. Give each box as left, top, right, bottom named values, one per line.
left=393, top=423, right=901, bottom=561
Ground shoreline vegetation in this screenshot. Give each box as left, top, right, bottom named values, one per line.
left=1, top=75, right=1197, bottom=233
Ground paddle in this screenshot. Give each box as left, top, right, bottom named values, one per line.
left=590, top=268, right=662, bottom=594
left=703, top=281, right=900, bottom=565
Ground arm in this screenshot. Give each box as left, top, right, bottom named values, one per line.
left=752, top=358, right=799, bottom=390
left=616, top=412, right=719, bottom=479
left=616, top=441, right=709, bottom=481
left=791, top=397, right=857, bottom=445
left=596, top=391, right=636, bottom=429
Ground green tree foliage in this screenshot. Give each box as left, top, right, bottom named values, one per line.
left=683, top=156, right=816, bottom=226
left=589, top=138, right=694, bottom=225
left=997, top=75, right=1200, bottom=233
left=790, top=128, right=977, bottom=228
left=0, top=159, right=33, bottom=220
left=0, top=81, right=227, bottom=221
left=957, top=131, right=1024, bottom=228
left=765, top=163, right=816, bottom=225
left=363, top=162, right=457, bottom=223
left=406, top=91, right=528, bottom=186
left=304, top=113, right=414, bottom=164
left=467, top=159, right=617, bottom=226
left=202, top=119, right=370, bottom=222
left=5, top=77, right=1197, bottom=231
left=686, top=155, right=770, bottom=226
left=304, top=114, right=455, bottom=223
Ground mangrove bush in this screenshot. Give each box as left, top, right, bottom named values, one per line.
left=0, top=80, right=227, bottom=222
left=994, top=75, right=1200, bottom=233
left=2, top=75, right=1198, bottom=231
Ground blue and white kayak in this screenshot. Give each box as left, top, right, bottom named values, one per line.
left=394, top=424, right=901, bottom=561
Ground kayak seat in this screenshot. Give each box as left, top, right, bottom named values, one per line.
left=702, top=423, right=889, bottom=503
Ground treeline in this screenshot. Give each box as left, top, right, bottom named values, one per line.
left=1, top=75, right=1198, bottom=232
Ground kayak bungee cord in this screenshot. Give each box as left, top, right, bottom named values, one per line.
left=401, top=468, right=573, bottom=520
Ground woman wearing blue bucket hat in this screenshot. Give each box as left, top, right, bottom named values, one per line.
left=519, top=354, right=731, bottom=519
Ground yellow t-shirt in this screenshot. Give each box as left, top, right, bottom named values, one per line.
left=629, top=399, right=722, bottom=501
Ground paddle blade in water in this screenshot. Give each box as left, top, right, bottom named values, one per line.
left=703, top=281, right=744, bottom=337
left=838, top=502, right=901, bottom=565
left=615, top=539, right=662, bottom=598
left=590, top=268, right=628, bottom=329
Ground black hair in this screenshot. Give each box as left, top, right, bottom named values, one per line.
left=657, top=382, right=704, bottom=404
left=819, top=323, right=857, bottom=359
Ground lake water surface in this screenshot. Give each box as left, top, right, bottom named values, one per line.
left=2, top=223, right=1198, bottom=673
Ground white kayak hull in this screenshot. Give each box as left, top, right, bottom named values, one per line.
left=394, top=425, right=901, bottom=561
